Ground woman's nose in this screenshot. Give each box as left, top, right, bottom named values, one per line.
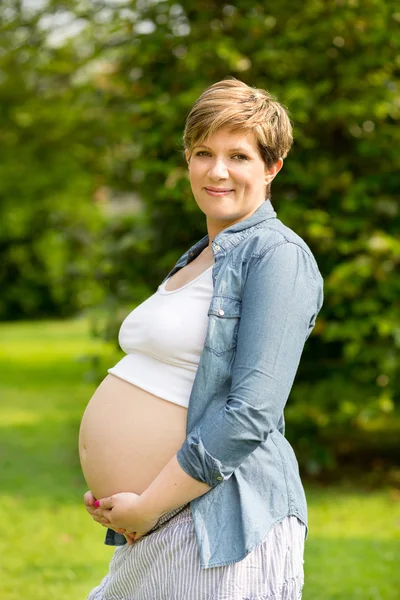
left=208, top=158, right=229, bottom=179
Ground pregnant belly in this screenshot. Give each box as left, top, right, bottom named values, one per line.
left=79, top=374, right=188, bottom=500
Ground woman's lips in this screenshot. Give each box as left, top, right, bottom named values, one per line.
left=205, top=188, right=234, bottom=197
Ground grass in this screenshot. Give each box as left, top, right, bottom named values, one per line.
left=0, top=317, right=399, bottom=599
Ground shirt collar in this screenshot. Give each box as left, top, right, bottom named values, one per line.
left=214, top=198, right=276, bottom=240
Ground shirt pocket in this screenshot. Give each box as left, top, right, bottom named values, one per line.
left=205, top=296, right=241, bottom=355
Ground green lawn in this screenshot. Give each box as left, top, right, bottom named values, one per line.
left=0, top=317, right=399, bottom=599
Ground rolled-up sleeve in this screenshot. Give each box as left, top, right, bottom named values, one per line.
left=177, top=242, right=324, bottom=488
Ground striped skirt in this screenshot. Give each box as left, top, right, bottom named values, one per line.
left=87, top=504, right=306, bottom=600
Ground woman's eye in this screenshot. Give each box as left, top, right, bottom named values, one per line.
left=195, top=152, right=248, bottom=160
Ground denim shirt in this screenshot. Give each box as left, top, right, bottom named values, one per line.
left=105, top=198, right=324, bottom=569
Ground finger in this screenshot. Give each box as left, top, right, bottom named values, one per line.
left=84, top=490, right=96, bottom=506
left=111, top=526, right=126, bottom=534
left=124, top=534, right=132, bottom=545
left=94, top=496, right=113, bottom=510
left=91, top=507, right=112, bottom=521
left=100, top=509, right=113, bottom=521
left=92, top=513, right=110, bottom=525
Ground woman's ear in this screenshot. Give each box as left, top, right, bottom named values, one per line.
left=185, top=149, right=190, bottom=166
left=264, top=157, right=283, bottom=185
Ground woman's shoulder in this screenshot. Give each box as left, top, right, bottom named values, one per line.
left=239, top=219, right=324, bottom=285
left=241, top=218, right=315, bottom=259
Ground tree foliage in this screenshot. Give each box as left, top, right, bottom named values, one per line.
left=1, top=0, right=399, bottom=472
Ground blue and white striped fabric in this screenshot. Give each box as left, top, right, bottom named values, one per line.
left=87, top=504, right=306, bottom=600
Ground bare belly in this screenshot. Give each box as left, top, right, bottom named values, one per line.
left=79, top=374, right=188, bottom=500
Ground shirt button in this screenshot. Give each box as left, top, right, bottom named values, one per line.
left=216, top=476, right=223, bottom=480
left=214, top=244, right=221, bottom=252
left=218, top=309, right=224, bottom=316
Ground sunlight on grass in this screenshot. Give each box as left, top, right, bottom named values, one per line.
left=309, top=487, right=400, bottom=539
left=1, top=409, right=43, bottom=426
left=0, top=317, right=399, bottom=600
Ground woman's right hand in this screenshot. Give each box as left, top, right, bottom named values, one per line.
left=84, top=489, right=108, bottom=526
left=83, top=490, right=137, bottom=545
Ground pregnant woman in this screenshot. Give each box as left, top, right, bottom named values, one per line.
left=79, top=76, right=324, bottom=599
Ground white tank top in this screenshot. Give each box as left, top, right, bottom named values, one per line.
left=107, top=265, right=214, bottom=408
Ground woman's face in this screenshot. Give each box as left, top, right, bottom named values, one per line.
left=185, top=127, right=282, bottom=235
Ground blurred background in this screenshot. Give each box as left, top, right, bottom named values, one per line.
left=0, top=0, right=399, bottom=598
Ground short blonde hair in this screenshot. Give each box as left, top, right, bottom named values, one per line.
left=183, top=77, right=293, bottom=177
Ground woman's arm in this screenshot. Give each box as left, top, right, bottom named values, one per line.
left=138, top=454, right=212, bottom=515
left=175, top=241, right=323, bottom=488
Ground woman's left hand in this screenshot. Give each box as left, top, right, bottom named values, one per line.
left=92, top=492, right=161, bottom=542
